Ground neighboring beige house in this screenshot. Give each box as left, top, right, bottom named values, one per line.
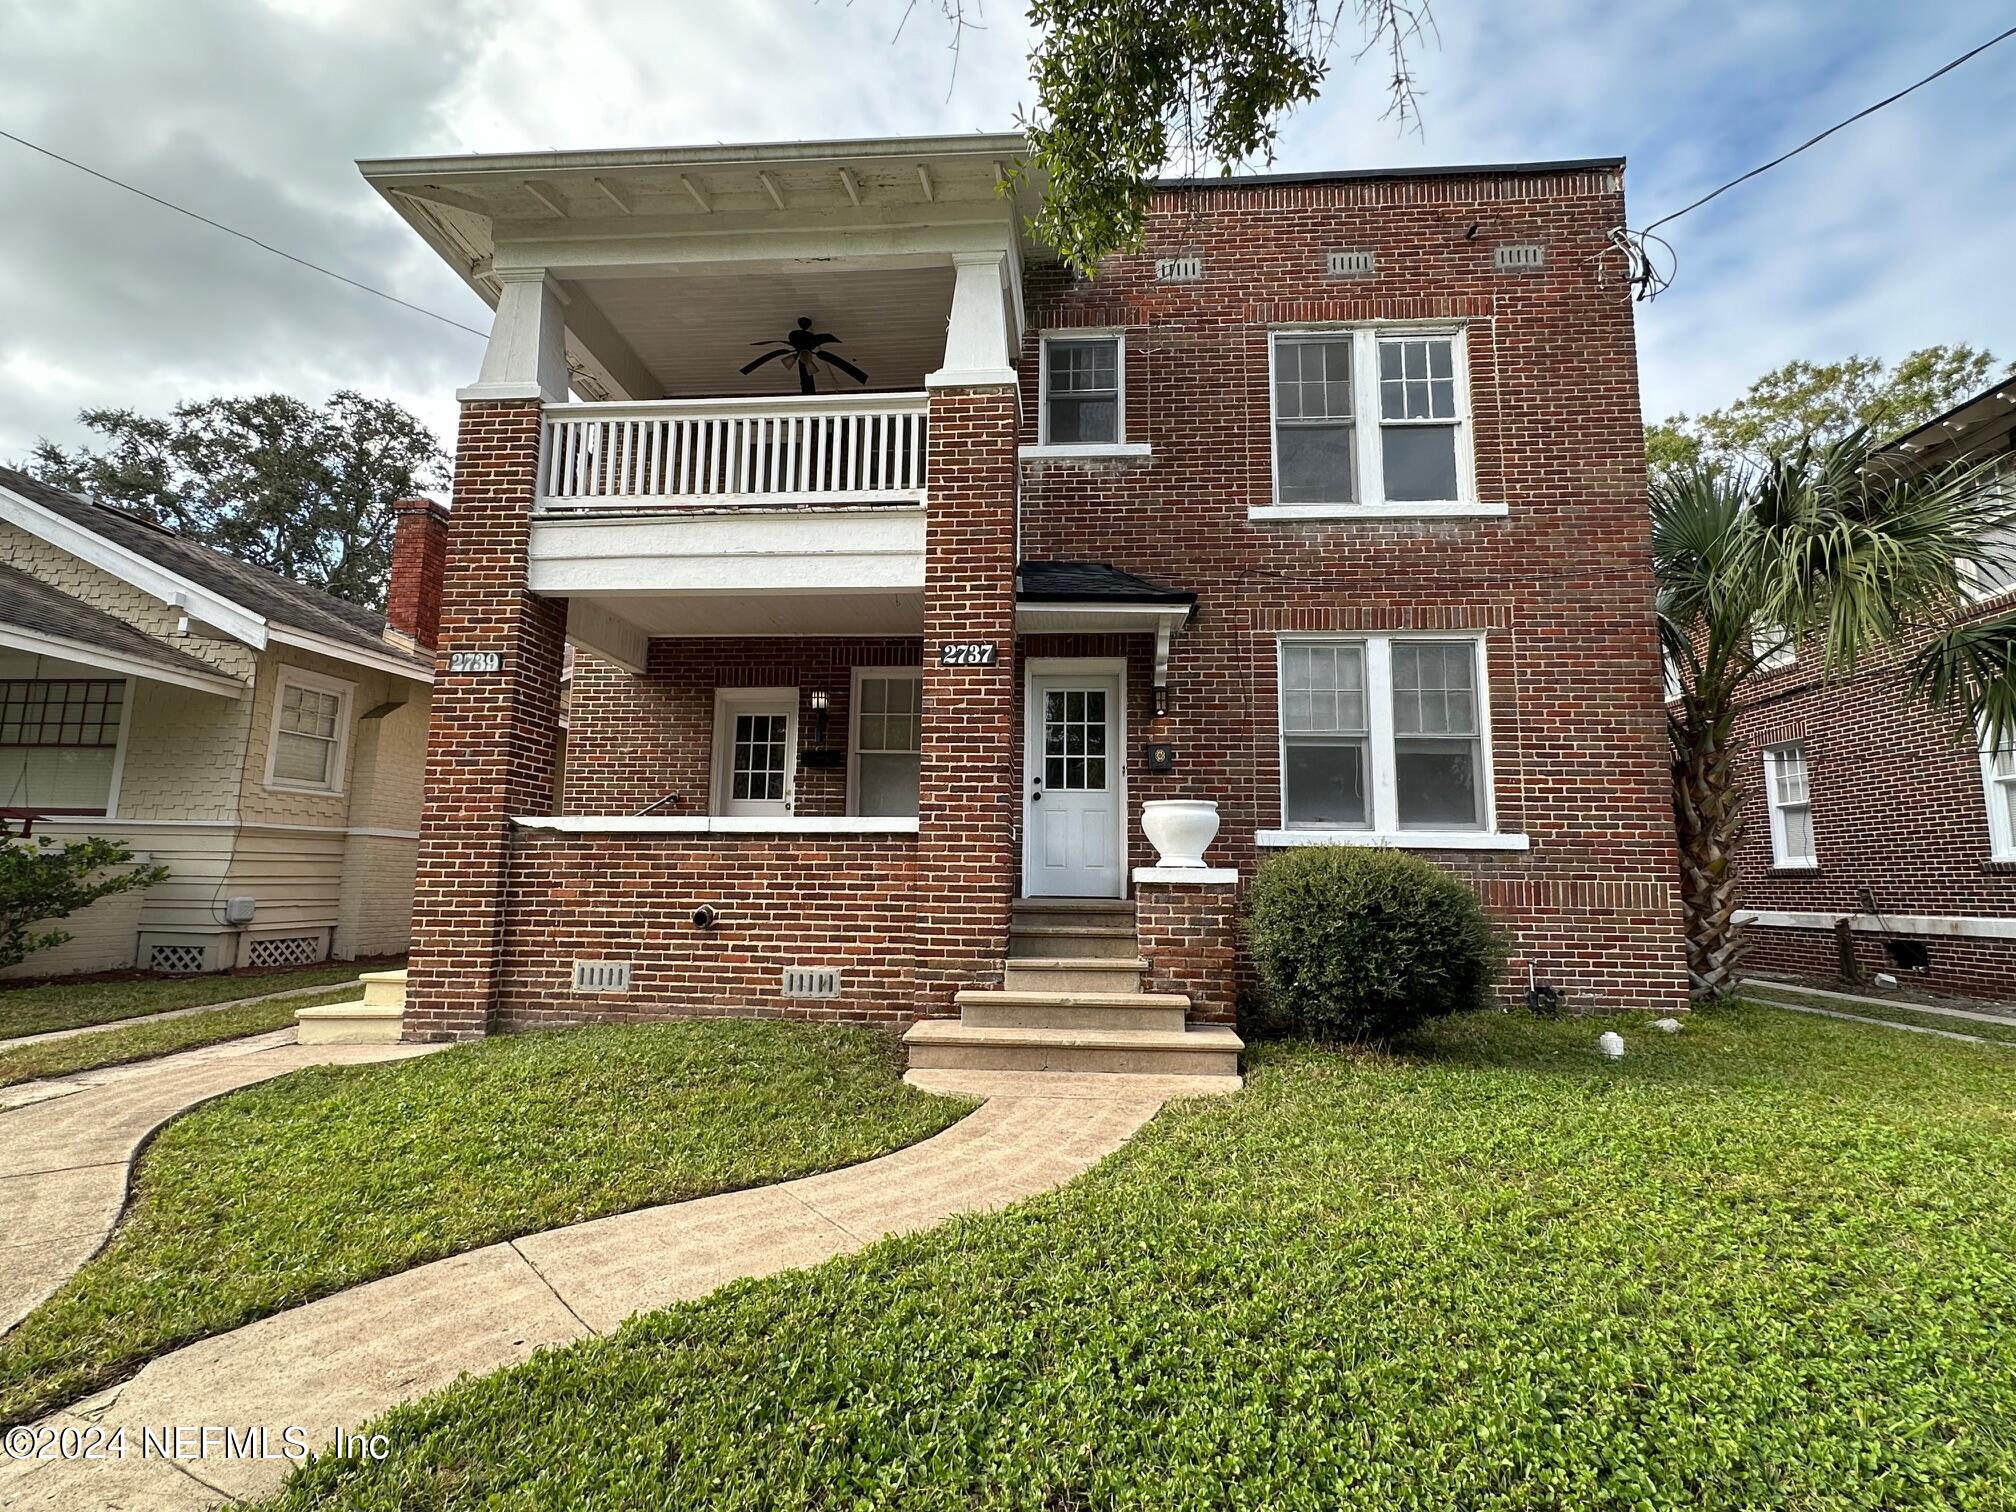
left=0, top=465, right=443, bottom=976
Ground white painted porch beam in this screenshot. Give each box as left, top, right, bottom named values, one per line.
left=564, top=598, right=650, bottom=675
left=491, top=212, right=1015, bottom=279
left=458, top=268, right=569, bottom=403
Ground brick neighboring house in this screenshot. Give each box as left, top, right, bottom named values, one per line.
left=1729, top=377, right=2016, bottom=1000
left=0, top=467, right=441, bottom=975
left=362, top=132, right=1687, bottom=1075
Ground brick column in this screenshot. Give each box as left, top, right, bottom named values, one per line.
left=914, top=384, right=1020, bottom=1016
left=405, top=399, right=567, bottom=1041
left=1136, top=867, right=1240, bottom=1025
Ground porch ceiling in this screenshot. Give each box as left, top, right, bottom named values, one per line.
left=568, top=263, right=957, bottom=399
left=572, top=590, right=922, bottom=639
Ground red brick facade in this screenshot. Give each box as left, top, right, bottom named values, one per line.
left=1137, top=878, right=1239, bottom=1025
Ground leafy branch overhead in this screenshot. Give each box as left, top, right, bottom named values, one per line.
left=918, top=1, right=1435, bottom=274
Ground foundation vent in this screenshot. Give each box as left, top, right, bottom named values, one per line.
left=1493, top=242, right=1547, bottom=273
left=149, top=944, right=208, bottom=974
left=571, top=960, right=633, bottom=993
left=247, top=935, right=322, bottom=969
left=782, top=966, right=842, bottom=1000
left=1154, top=255, right=1203, bottom=283
left=1326, top=249, right=1376, bottom=278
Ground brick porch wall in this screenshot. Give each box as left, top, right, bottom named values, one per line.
left=497, top=829, right=917, bottom=1029
left=406, top=399, right=568, bottom=1041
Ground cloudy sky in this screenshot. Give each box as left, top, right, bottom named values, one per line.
left=3, top=0, right=2012, bottom=462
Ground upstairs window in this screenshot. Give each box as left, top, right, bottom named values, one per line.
left=1980, top=740, right=2016, bottom=861
left=1040, top=336, right=1122, bottom=445
left=1763, top=742, right=1816, bottom=868
left=1751, top=625, right=1797, bottom=672
left=266, top=667, right=353, bottom=794
left=1270, top=328, right=1472, bottom=511
left=0, top=678, right=125, bottom=815
left=852, top=670, right=921, bottom=817
left=1960, top=459, right=2016, bottom=601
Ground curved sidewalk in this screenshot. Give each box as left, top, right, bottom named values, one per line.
left=1, top=1081, right=1169, bottom=1510
left=0, top=1028, right=442, bottom=1336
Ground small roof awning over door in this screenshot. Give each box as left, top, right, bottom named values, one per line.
left=0, top=563, right=247, bottom=697
left=1014, top=560, right=1196, bottom=692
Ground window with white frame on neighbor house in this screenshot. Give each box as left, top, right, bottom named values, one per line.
left=1979, top=740, right=2016, bottom=861
left=1040, top=336, right=1121, bottom=445
left=852, top=670, right=921, bottom=817
left=1278, top=636, right=1490, bottom=833
left=1960, top=457, right=2016, bottom=601
left=1763, top=742, right=1816, bottom=867
left=0, top=678, right=126, bottom=814
left=1270, top=329, right=1470, bottom=509
left=266, top=668, right=352, bottom=793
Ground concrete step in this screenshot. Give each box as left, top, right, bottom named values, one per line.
left=358, top=968, right=407, bottom=1010
left=904, top=1020, right=1243, bottom=1078
left=1001, top=958, right=1147, bottom=994
left=295, top=999, right=402, bottom=1046
left=905, top=1068, right=1242, bottom=1100
left=1011, top=898, right=1136, bottom=933
left=955, top=987, right=1186, bottom=1032
left=1007, top=925, right=1139, bottom=960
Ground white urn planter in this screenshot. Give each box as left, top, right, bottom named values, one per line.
left=1141, top=799, right=1220, bottom=869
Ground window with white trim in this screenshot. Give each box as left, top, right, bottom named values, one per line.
left=265, top=667, right=352, bottom=793
left=1269, top=328, right=1472, bottom=509
left=1960, top=458, right=2016, bottom=601
left=1979, top=740, right=2016, bottom=861
left=1751, top=625, right=1796, bottom=672
left=1040, top=336, right=1121, bottom=445
left=1278, top=635, right=1491, bottom=834
left=0, top=678, right=125, bottom=814
left=851, top=670, right=921, bottom=817
left=1763, top=742, right=1816, bottom=868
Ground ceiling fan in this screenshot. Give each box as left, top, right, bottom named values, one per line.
left=740, top=317, right=869, bottom=394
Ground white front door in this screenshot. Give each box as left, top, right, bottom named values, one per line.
left=713, top=689, right=798, bottom=817
left=1023, top=667, right=1124, bottom=897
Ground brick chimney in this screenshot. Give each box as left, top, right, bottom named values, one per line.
left=386, top=497, right=449, bottom=650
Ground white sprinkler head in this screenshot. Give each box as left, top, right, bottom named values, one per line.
left=1598, top=1031, right=1625, bottom=1059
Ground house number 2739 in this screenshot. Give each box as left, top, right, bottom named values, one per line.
left=938, top=642, right=997, bottom=667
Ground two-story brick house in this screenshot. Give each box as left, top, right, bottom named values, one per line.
left=363, top=133, right=1687, bottom=1079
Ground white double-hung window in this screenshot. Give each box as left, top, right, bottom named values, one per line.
left=851, top=669, right=921, bottom=818
left=265, top=667, right=353, bottom=794
left=1270, top=634, right=1512, bottom=847
left=1264, top=327, right=1481, bottom=517
left=1039, top=335, right=1122, bottom=446
left=1763, top=742, right=1816, bottom=868
left=1979, top=738, right=2016, bottom=862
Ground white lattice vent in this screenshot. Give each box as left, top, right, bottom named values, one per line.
left=1154, top=256, right=1203, bottom=282
left=572, top=960, right=633, bottom=993
left=150, top=944, right=207, bottom=974
left=1493, top=242, right=1546, bottom=272
left=1326, top=249, right=1376, bottom=277
left=248, top=935, right=322, bottom=969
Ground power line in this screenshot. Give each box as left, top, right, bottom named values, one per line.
left=1642, top=23, right=2016, bottom=235
left=0, top=127, right=490, bottom=341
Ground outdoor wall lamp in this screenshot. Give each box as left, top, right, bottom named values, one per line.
left=809, top=688, right=830, bottom=743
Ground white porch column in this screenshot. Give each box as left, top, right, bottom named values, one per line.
left=457, top=268, right=569, bottom=403
left=927, top=251, right=1018, bottom=389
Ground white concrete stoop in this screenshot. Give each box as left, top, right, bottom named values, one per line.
left=904, top=898, right=1243, bottom=1093
left=294, top=969, right=406, bottom=1045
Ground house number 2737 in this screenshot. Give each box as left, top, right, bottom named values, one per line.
left=938, top=642, right=997, bottom=667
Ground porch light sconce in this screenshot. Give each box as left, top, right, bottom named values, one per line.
left=808, top=689, right=830, bottom=743
left=1153, top=685, right=1171, bottom=718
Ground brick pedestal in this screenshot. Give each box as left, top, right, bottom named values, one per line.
left=914, top=384, right=1020, bottom=1015
left=1136, top=867, right=1240, bottom=1025
left=405, top=399, right=568, bottom=1041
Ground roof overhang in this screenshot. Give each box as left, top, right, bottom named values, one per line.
left=1014, top=600, right=1195, bottom=692
left=1884, top=378, right=2016, bottom=464
left=0, top=624, right=248, bottom=698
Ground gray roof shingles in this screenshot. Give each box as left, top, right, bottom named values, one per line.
left=0, top=465, right=427, bottom=672
left=1016, top=560, right=1196, bottom=605
left=0, top=562, right=238, bottom=684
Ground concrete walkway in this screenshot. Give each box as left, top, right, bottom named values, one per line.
left=0, top=1077, right=1174, bottom=1510
left=0, top=1029, right=441, bottom=1336
left=0, top=981, right=375, bottom=1052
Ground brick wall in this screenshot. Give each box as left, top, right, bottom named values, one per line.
left=1137, top=878, right=1239, bottom=1024
left=1014, top=167, right=1687, bottom=1011
left=1731, top=646, right=2016, bottom=1000
left=387, top=497, right=449, bottom=649
left=406, top=400, right=567, bottom=1041
left=497, top=829, right=917, bottom=1028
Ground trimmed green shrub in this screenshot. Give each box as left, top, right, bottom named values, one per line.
left=1245, top=845, right=1503, bottom=1040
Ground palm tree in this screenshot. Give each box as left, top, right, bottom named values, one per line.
left=1653, top=428, right=2014, bottom=997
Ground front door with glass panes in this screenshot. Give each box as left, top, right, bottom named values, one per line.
left=1023, top=668, right=1124, bottom=897
left=713, top=690, right=797, bottom=818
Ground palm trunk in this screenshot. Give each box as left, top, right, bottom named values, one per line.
left=1671, top=704, right=1746, bottom=997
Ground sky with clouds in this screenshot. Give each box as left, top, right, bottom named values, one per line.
left=2, top=0, right=2012, bottom=463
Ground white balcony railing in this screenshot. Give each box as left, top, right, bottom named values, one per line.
left=538, top=394, right=928, bottom=511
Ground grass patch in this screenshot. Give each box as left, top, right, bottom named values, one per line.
left=273, top=1003, right=2016, bottom=1510
left=0, top=960, right=400, bottom=1039
left=0, top=1020, right=967, bottom=1425
left=1754, top=988, right=2016, bottom=1047
left=0, top=989, right=362, bottom=1088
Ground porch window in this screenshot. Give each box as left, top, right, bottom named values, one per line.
left=1041, top=336, right=1121, bottom=446
left=1763, top=742, right=1816, bottom=868
left=0, top=678, right=125, bottom=814
left=1276, top=635, right=1494, bottom=835
left=852, top=670, right=921, bottom=817
left=265, top=667, right=353, bottom=794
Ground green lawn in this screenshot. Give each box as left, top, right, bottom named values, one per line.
left=272, top=1002, right=2016, bottom=1510
left=0, top=959, right=401, bottom=1039
left=0, top=988, right=362, bottom=1088
left=0, top=1020, right=968, bottom=1425
left=1753, top=987, right=2016, bottom=1047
